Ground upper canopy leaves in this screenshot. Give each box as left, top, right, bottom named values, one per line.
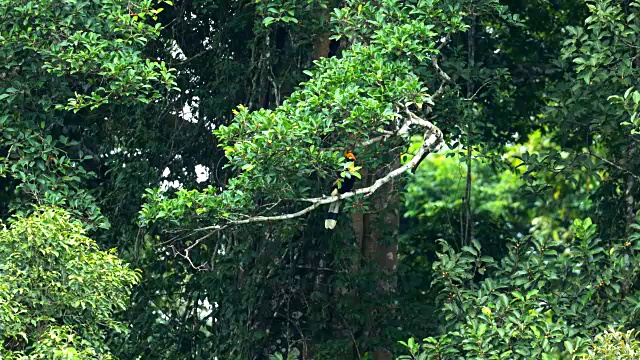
left=140, top=0, right=479, bottom=228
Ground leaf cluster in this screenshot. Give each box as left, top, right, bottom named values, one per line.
left=398, top=217, right=640, bottom=359
left=0, top=207, right=140, bottom=358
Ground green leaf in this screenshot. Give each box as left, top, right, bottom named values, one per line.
left=263, top=17, right=275, bottom=26
left=511, top=291, right=524, bottom=301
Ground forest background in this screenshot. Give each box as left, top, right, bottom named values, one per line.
left=3, top=0, right=640, bottom=359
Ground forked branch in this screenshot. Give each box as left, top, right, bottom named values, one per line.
left=194, top=115, right=443, bottom=233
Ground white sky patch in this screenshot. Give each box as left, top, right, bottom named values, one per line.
left=159, top=163, right=208, bottom=190
left=202, top=20, right=218, bottom=50
left=195, top=164, right=210, bottom=183
left=160, top=167, right=181, bottom=191
left=197, top=298, right=214, bottom=319
left=203, top=35, right=211, bottom=50
left=160, top=179, right=181, bottom=191
left=181, top=96, right=200, bottom=123
left=106, top=147, right=145, bottom=158
left=169, top=39, right=187, bottom=61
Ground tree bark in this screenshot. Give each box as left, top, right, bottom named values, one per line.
left=350, top=160, right=400, bottom=360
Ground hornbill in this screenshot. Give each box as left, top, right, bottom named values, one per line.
left=325, top=151, right=357, bottom=230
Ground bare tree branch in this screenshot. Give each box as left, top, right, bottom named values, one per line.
left=431, top=37, right=452, bottom=99
left=322, top=133, right=396, bottom=152
left=193, top=116, right=444, bottom=233
left=585, top=151, right=640, bottom=181
left=169, top=117, right=444, bottom=271
left=170, top=36, right=454, bottom=267
left=362, top=134, right=392, bottom=147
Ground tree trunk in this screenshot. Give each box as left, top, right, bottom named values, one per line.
left=350, top=161, right=400, bottom=360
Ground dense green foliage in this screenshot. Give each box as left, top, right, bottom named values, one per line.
left=0, top=0, right=176, bottom=229
left=584, top=328, right=640, bottom=359
left=399, top=217, right=640, bottom=359
left=3, top=0, right=640, bottom=359
left=0, top=207, right=140, bottom=358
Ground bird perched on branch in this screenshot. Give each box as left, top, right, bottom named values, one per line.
left=325, top=151, right=358, bottom=230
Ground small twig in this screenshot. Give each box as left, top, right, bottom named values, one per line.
left=436, top=35, right=450, bottom=52
left=463, top=77, right=493, bottom=101
left=285, top=265, right=346, bottom=273
left=169, top=244, right=209, bottom=271
left=265, top=199, right=282, bottom=211
left=585, top=151, right=640, bottom=180
left=361, top=134, right=391, bottom=147
left=420, top=37, right=452, bottom=117
left=185, top=229, right=221, bottom=253
left=460, top=16, right=476, bottom=248
left=164, top=226, right=226, bottom=270
left=338, top=312, right=362, bottom=359
left=159, top=231, right=190, bottom=246
left=175, top=48, right=213, bottom=65
left=431, top=39, right=452, bottom=99
left=399, top=106, right=440, bottom=173
left=322, top=134, right=393, bottom=152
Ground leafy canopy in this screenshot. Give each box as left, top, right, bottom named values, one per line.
left=0, top=207, right=141, bottom=359
left=399, top=217, right=640, bottom=359
left=140, top=0, right=474, bottom=227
